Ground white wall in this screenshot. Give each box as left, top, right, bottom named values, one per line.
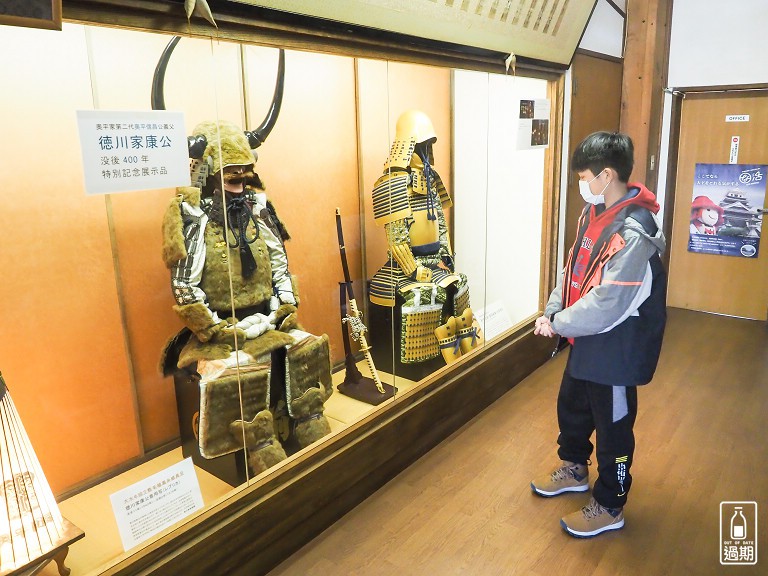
left=453, top=71, right=548, bottom=332
left=579, top=0, right=625, bottom=58
left=658, top=0, right=767, bottom=225
left=668, top=0, right=768, bottom=88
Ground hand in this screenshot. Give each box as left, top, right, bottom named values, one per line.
left=236, top=313, right=276, bottom=339
left=534, top=315, right=557, bottom=338
left=414, top=265, right=432, bottom=283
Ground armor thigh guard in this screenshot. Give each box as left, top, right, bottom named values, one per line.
left=400, top=285, right=444, bottom=363
left=285, top=332, right=333, bottom=448
left=198, top=363, right=270, bottom=459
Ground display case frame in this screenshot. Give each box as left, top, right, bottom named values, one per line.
left=0, top=2, right=569, bottom=573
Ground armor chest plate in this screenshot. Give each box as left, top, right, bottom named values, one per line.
left=201, top=221, right=273, bottom=313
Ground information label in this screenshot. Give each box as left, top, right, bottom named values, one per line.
left=474, top=301, right=513, bottom=342
left=76, top=110, right=190, bottom=195
left=729, top=136, right=740, bottom=164
left=110, top=458, right=203, bottom=551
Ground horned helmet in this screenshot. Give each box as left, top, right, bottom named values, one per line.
left=151, top=36, right=285, bottom=192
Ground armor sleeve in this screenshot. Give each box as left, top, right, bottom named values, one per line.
left=169, top=200, right=221, bottom=327
left=436, top=203, right=452, bottom=260
left=252, top=194, right=296, bottom=307
left=385, top=218, right=417, bottom=276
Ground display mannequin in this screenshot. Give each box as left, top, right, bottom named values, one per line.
left=369, top=110, right=482, bottom=366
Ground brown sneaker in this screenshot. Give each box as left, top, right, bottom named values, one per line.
left=560, top=497, right=624, bottom=538
left=531, top=461, right=589, bottom=497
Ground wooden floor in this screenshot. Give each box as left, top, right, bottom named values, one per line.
left=267, top=308, right=768, bottom=576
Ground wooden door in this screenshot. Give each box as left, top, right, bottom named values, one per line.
left=667, top=92, right=768, bottom=320
left=565, top=52, right=623, bottom=252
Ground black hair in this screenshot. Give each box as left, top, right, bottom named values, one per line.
left=571, top=132, right=634, bottom=183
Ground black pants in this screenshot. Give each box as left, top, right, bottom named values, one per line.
left=556, top=359, right=638, bottom=509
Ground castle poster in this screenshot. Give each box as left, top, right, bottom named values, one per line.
left=688, top=163, right=765, bottom=258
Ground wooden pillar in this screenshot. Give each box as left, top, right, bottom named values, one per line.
left=620, top=0, right=673, bottom=192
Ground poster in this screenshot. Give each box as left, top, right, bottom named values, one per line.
left=517, top=99, right=550, bottom=149
left=688, top=164, right=765, bottom=258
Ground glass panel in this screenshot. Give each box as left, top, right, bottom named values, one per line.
left=454, top=70, right=548, bottom=342
left=0, top=19, right=553, bottom=574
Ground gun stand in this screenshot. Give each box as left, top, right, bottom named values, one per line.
left=337, top=283, right=395, bottom=405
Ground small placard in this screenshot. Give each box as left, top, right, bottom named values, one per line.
left=729, top=136, right=740, bottom=164
left=110, top=457, right=204, bottom=551
left=725, top=115, right=749, bottom=122
left=76, top=110, right=190, bottom=195
left=474, top=301, right=514, bottom=341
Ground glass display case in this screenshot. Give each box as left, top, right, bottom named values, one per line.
left=0, top=18, right=562, bottom=576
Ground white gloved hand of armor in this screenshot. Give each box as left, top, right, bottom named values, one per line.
left=235, top=313, right=277, bottom=339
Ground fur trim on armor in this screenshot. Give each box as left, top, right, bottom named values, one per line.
left=230, top=411, right=288, bottom=473
left=240, top=330, right=296, bottom=362
left=177, top=337, right=232, bottom=368
left=162, top=187, right=200, bottom=267
left=174, top=302, right=220, bottom=341
left=198, top=366, right=270, bottom=458
left=193, top=120, right=255, bottom=175
left=290, top=388, right=332, bottom=448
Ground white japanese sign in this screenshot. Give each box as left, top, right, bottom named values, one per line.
left=110, top=457, right=203, bottom=551
left=729, top=136, right=740, bottom=164
left=76, top=110, right=190, bottom=195
left=474, top=301, right=513, bottom=342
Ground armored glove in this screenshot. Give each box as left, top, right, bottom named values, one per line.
left=236, top=312, right=277, bottom=339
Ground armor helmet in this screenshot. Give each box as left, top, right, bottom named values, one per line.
left=395, top=110, right=437, bottom=146
left=385, top=110, right=437, bottom=171
left=193, top=120, right=254, bottom=176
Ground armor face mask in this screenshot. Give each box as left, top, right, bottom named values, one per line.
left=221, top=166, right=254, bottom=194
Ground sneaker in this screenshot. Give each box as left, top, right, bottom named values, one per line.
left=530, top=461, right=589, bottom=497
left=560, top=497, right=624, bottom=538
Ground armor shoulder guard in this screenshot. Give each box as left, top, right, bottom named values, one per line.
left=266, top=199, right=290, bottom=241
left=434, top=171, right=452, bottom=208
left=383, top=136, right=416, bottom=171
left=162, top=187, right=201, bottom=267
left=372, top=172, right=412, bottom=225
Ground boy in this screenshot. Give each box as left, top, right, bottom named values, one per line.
left=532, top=132, right=667, bottom=538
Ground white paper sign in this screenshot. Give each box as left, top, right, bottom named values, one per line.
left=110, top=457, right=203, bottom=551
left=474, top=301, right=514, bottom=341
left=725, top=115, right=749, bottom=122
left=76, top=110, right=190, bottom=195
left=729, top=136, right=740, bottom=164
left=517, top=98, right=551, bottom=150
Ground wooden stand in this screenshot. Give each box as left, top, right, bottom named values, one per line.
left=336, top=283, right=396, bottom=405
left=3, top=518, right=84, bottom=576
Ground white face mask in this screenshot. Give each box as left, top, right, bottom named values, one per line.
left=578, top=171, right=609, bottom=205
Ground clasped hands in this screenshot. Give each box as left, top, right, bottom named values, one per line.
left=234, top=312, right=278, bottom=339
left=534, top=315, right=558, bottom=338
